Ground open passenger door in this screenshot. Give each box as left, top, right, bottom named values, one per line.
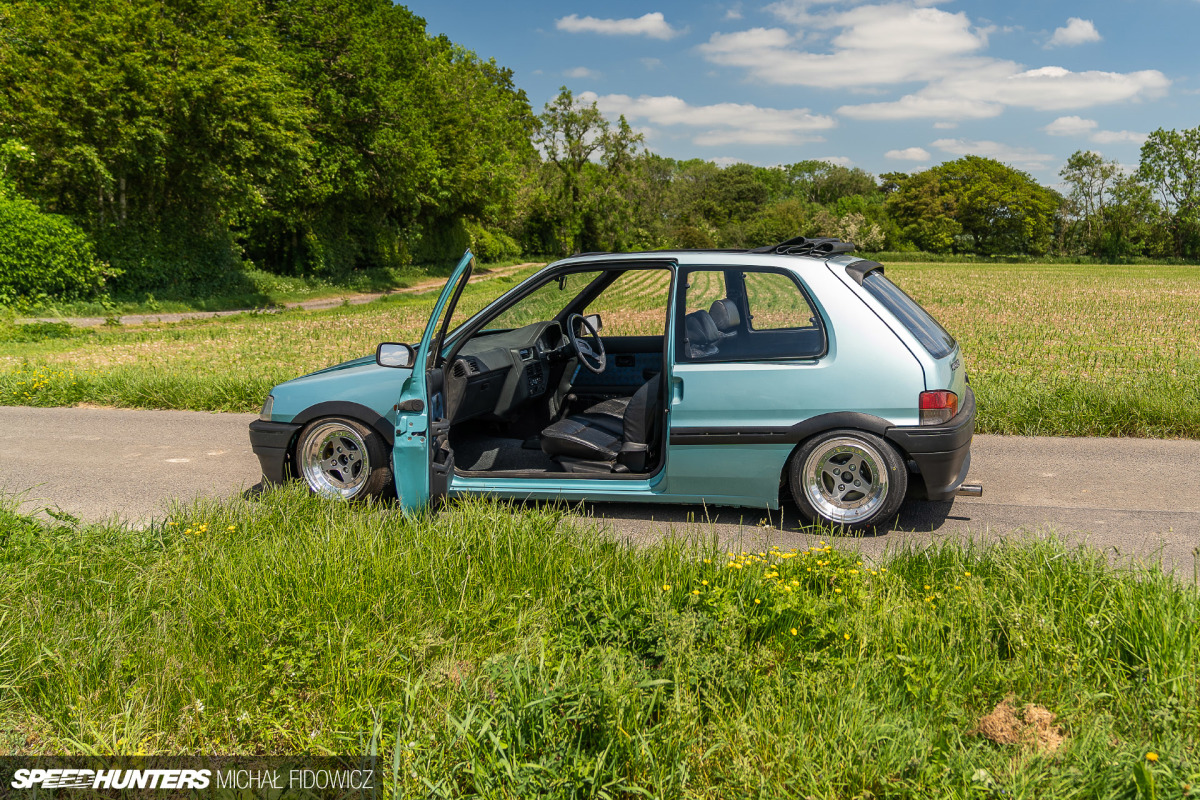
left=392, top=251, right=474, bottom=510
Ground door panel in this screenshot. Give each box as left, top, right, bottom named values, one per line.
left=570, top=335, right=663, bottom=393
left=394, top=251, right=473, bottom=510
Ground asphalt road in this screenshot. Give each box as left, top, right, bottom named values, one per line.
left=4, top=406, right=1197, bottom=575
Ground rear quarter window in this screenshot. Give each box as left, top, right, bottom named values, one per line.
left=861, top=271, right=956, bottom=359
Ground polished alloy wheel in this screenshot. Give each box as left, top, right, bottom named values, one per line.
left=800, top=436, right=889, bottom=524
left=298, top=420, right=371, bottom=499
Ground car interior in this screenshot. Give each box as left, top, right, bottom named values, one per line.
left=443, top=266, right=672, bottom=477
left=437, top=264, right=826, bottom=478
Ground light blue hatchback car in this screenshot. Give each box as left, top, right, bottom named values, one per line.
left=249, top=237, right=978, bottom=529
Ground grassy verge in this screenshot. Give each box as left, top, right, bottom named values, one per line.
left=1, top=488, right=1197, bottom=796
left=2, top=262, right=1199, bottom=438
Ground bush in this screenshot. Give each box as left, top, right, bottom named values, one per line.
left=465, top=219, right=522, bottom=262
left=0, top=192, right=112, bottom=304
left=95, top=221, right=242, bottom=296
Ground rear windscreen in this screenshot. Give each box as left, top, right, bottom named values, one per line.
left=861, top=271, right=956, bottom=359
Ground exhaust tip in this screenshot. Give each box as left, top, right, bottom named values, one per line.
left=956, top=483, right=983, bottom=498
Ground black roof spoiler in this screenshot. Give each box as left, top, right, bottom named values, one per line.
left=845, top=260, right=883, bottom=285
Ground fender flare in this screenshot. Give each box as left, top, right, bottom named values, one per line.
left=291, top=402, right=396, bottom=446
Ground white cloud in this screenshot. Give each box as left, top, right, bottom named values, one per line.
left=563, top=66, right=599, bottom=79
left=556, top=12, right=681, bottom=40
left=640, top=57, right=663, bottom=70
left=1047, top=18, right=1101, bottom=48
left=933, top=121, right=958, bottom=129
left=839, top=63, right=1169, bottom=119
left=819, top=156, right=854, bottom=166
left=1043, top=116, right=1147, bottom=146
left=701, top=6, right=988, bottom=89
left=840, top=95, right=1003, bottom=121
left=582, top=92, right=836, bottom=146
left=725, top=4, right=743, bottom=20
left=932, top=138, right=1055, bottom=171
left=702, top=2, right=1167, bottom=124
left=710, top=156, right=743, bottom=166
left=1043, top=115, right=1098, bottom=136
left=885, top=146, right=932, bottom=161
left=1090, top=129, right=1148, bottom=145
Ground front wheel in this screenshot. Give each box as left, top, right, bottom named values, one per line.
left=789, top=430, right=907, bottom=530
left=296, top=417, right=392, bottom=500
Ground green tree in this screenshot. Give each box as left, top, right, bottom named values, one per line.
left=532, top=87, right=643, bottom=255
left=885, top=170, right=961, bottom=253
left=1137, top=126, right=1200, bottom=258
left=1060, top=151, right=1120, bottom=255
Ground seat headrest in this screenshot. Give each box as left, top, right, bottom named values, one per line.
left=710, top=298, right=740, bottom=331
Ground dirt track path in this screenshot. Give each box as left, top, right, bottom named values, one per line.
left=16, top=262, right=543, bottom=328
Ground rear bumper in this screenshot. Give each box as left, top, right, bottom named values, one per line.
left=885, top=387, right=976, bottom=502
left=248, top=419, right=301, bottom=485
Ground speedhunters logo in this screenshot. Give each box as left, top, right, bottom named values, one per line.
left=1, top=757, right=375, bottom=798
left=11, top=769, right=211, bottom=790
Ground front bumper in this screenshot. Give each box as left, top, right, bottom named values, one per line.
left=885, top=387, right=976, bottom=502
left=248, top=420, right=302, bottom=485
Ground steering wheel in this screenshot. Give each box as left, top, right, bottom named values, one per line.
left=566, top=313, right=606, bottom=374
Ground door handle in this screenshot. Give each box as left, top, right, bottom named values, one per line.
left=670, top=377, right=684, bottom=404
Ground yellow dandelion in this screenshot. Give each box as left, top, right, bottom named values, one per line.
left=843, top=633, right=851, bottom=640
left=1146, top=752, right=1158, bottom=762
left=791, top=579, right=799, bottom=586
left=849, top=569, right=858, bottom=575
left=734, top=563, right=743, bottom=570
left=754, top=598, right=761, bottom=604
left=924, top=584, right=931, bottom=590
left=692, top=589, right=700, bottom=596
left=954, top=585, right=962, bottom=590
left=835, top=588, right=842, bottom=594
left=791, top=628, right=798, bottom=636
left=964, top=571, right=971, bottom=577
left=704, top=558, right=712, bottom=564
left=227, top=525, right=236, bottom=531
left=701, top=580, right=709, bottom=586
left=662, top=584, right=671, bottom=591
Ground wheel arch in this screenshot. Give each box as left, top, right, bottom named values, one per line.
left=288, top=398, right=396, bottom=450
left=776, top=412, right=899, bottom=504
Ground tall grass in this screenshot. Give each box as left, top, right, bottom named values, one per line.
left=2, top=488, right=1197, bottom=796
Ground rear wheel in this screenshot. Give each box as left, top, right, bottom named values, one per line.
left=296, top=417, right=392, bottom=500
left=789, top=430, right=906, bottom=530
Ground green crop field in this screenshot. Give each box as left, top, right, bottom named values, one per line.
left=2, top=262, right=1198, bottom=438
left=1, top=489, right=1197, bottom=796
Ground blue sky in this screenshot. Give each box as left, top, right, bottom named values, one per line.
left=411, top=0, right=1198, bottom=181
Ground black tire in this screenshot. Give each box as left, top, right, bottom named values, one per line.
left=294, top=417, right=393, bottom=500
left=789, top=429, right=907, bottom=531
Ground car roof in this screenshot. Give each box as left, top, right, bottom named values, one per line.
left=545, top=236, right=863, bottom=271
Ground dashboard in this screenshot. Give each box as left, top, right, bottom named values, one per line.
left=444, top=321, right=568, bottom=423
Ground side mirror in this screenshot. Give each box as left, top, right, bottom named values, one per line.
left=376, top=342, right=415, bottom=368
left=583, top=313, right=603, bottom=333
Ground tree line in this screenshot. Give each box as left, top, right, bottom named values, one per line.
left=1, top=0, right=1198, bottom=303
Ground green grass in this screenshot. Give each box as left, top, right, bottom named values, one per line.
left=1, top=262, right=1199, bottom=438
left=1, top=488, right=1197, bottom=797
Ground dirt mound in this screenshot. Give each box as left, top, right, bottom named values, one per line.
left=973, top=697, right=1064, bottom=754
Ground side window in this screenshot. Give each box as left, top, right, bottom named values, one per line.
left=582, top=268, right=672, bottom=336
left=484, top=271, right=601, bottom=332
left=677, top=268, right=826, bottom=362
left=744, top=271, right=820, bottom=331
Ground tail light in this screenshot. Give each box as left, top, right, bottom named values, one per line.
left=919, top=390, right=958, bottom=426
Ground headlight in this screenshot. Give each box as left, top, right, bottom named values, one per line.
left=259, top=394, right=274, bottom=421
